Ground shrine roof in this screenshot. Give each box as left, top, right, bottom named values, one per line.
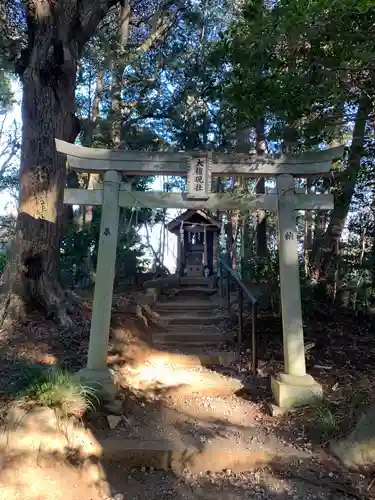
left=166, top=209, right=221, bottom=233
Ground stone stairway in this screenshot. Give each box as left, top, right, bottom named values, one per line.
left=152, top=277, right=231, bottom=350
left=95, top=276, right=309, bottom=477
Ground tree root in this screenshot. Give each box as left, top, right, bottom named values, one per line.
left=0, top=292, right=26, bottom=331
left=36, top=274, right=74, bottom=328
left=114, top=297, right=166, bottom=329
left=0, top=275, right=75, bottom=329
left=65, top=289, right=83, bottom=309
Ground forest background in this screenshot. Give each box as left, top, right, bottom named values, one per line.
left=0, top=0, right=374, bottom=322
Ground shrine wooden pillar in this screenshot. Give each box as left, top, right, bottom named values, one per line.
left=203, top=225, right=208, bottom=266
left=176, top=241, right=182, bottom=273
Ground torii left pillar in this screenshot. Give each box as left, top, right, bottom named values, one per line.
left=77, top=170, right=122, bottom=399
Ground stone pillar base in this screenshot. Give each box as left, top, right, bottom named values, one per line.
left=74, top=367, right=119, bottom=402
left=271, top=373, right=322, bottom=409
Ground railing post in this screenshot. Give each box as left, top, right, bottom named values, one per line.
left=219, top=261, right=223, bottom=298
left=226, top=271, right=230, bottom=313
left=238, top=286, right=243, bottom=346
left=252, top=302, right=257, bottom=377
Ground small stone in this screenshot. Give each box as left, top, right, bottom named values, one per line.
left=149, top=466, right=155, bottom=473
left=141, top=466, right=146, bottom=472
left=114, top=494, right=124, bottom=500
left=107, top=415, right=122, bottom=429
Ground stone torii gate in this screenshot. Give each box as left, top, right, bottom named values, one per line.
left=56, top=139, right=343, bottom=409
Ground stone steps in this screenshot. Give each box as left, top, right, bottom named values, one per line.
left=178, top=276, right=216, bottom=287
left=172, top=287, right=218, bottom=296
left=153, top=329, right=229, bottom=344
left=155, top=301, right=216, bottom=313
left=153, top=333, right=230, bottom=346
left=164, top=314, right=227, bottom=326
left=156, top=308, right=217, bottom=318
left=160, top=309, right=222, bottom=318
left=153, top=283, right=229, bottom=350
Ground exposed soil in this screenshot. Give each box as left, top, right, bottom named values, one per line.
left=0, top=288, right=375, bottom=499
left=231, top=307, right=375, bottom=447
left=0, top=287, right=153, bottom=398
left=0, top=453, right=104, bottom=500
left=0, top=458, right=361, bottom=500
left=101, top=464, right=360, bottom=500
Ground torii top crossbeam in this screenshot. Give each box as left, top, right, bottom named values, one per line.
left=56, top=139, right=344, bottom=177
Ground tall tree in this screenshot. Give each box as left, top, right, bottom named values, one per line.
left=217, top=0, right=375, bottom=283
left=0, top=0, right=121, bottom=326
left=0, top=0, right=189, bottom=326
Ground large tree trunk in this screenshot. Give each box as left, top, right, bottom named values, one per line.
left=111, top=0, right=130, bottom=149
left=0, top=0, right=117, bottom=327
left=309, top=96, right=371, bottom=282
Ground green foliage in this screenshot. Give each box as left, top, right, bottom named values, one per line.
left=312, top=398, right=341, bottom=441
left=60, top=222, right=98, bottom=288
left=0, top=252, right=7, bottom=274
left=59, top=202, right=152, bottom=287
left=215, top=0, right=375, bottom=148
left=17, top=366, right=99, bottom=417
left=1, top=0, right=374, bottom=315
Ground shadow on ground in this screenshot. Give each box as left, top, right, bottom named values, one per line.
left=0, top=295, right=372, bottom=499
left=0, top=448, right=354, bottom=500
left=0, top=354, right=365, bottom=500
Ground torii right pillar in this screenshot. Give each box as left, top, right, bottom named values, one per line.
left=271, top=174, right=323, bottom=410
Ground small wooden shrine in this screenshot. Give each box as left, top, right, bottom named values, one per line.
left=167, top=209, right=221, bottom=277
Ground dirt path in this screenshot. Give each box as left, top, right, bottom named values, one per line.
left=101, top=465, right=354, bottom=500
left=0, top=454, right=104, bottom=500
left=0, top=293, right=373, bottom=499
left=0, top=459, right=354, bottom=500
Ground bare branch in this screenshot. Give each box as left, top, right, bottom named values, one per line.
left=134, top=1, right=185, bottom=57
left=144, top=221, right=170, bottom=274
left=0, top=116, right=20, bottom=182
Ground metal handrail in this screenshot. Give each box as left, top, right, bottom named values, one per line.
left=218, top=256, right=258, bottom=376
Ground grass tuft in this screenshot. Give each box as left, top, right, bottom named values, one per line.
left=17, top=365, right=99, bottom=417
left=312, top=398, right=341, bottom=441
